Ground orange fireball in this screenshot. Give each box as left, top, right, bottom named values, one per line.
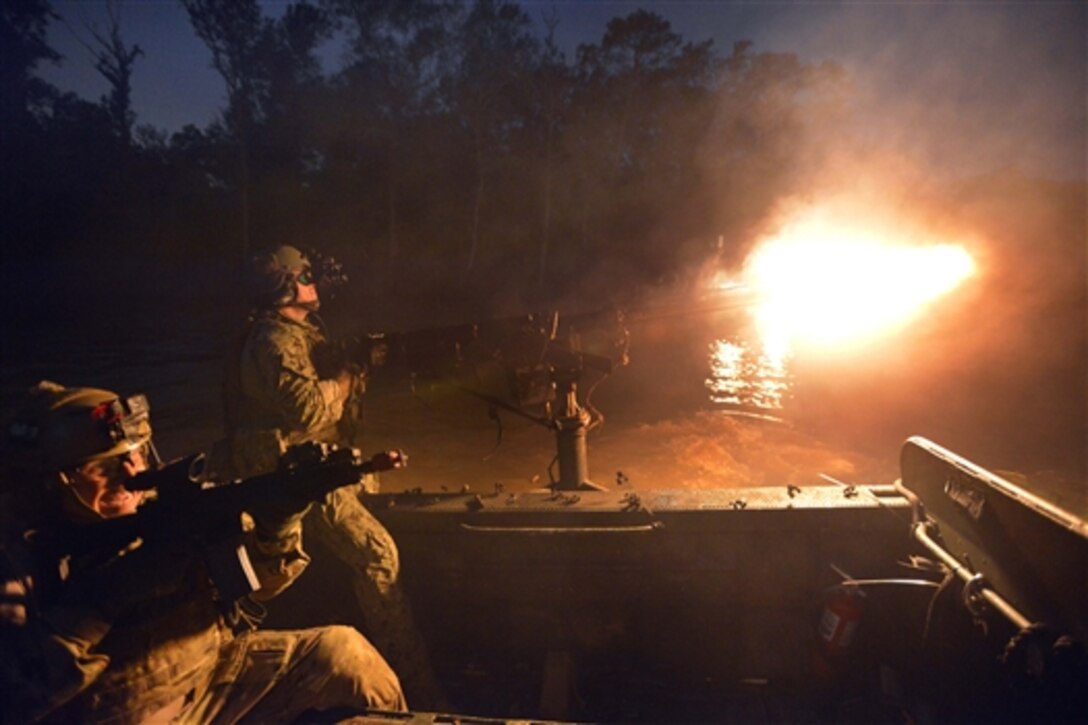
left=743, top=208, right=976, bottom=352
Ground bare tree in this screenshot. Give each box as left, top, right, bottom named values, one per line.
left=67, top=0, right=142, bottom=145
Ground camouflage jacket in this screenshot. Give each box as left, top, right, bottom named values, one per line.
left=222, top=311, right=347, bottom=479
left=0, top=500, right=308, bottom=724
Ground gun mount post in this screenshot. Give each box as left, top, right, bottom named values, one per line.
left=552, top=370, right=604, bottom=491
left=358, top=307, right=628, bottom=491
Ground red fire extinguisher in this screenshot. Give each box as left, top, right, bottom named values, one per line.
left=818, top=583, right=866, bottom=658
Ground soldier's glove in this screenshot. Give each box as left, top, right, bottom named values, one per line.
left=41, top=540, right=199, bottom=647
left=335, top=364, right=366, bottom=401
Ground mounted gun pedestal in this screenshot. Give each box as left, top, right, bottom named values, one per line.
left=548, top=351, right=611, bottom=491
left=333, top=307, right=629, bottom=491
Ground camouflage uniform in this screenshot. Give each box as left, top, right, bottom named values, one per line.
left=222, top=310, right=442, bottom=709
left=0, top=492, right=405, bottom=724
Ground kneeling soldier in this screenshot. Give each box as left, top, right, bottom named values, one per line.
left=0, top=381, right=406, bottom=723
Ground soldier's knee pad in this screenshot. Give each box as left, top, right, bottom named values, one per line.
left=312, top=625, right=376, bottom=674
left=310, top=625, right=406, bottom=710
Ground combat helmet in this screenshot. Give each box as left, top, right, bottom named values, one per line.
left=2, top=380, right=154, bottom=473
left=246, top=244, right=311, bottom=309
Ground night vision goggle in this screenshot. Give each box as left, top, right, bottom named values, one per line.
left=306, top=249, right=348, bottom=292
left=90, top=393, right=152, bottom=447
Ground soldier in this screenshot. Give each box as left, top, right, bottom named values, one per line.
left=0, top=381, right=405, bottom=723
left=217, top=244, right=444, bottom=709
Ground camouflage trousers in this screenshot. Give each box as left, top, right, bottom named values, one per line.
left=184, top=625, right=405, bottom=723
left=306, top=486, right=446, bottom=711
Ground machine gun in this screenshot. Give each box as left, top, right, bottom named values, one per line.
left=33, top=443, right=405, bottom=603
left=316, top=307, right=629, bottom=490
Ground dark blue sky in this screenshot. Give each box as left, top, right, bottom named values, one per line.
left=40, top=1, right=1086, bottom=180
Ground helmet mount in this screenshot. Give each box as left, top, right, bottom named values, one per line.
left=3, top=381, right=155, bottom=473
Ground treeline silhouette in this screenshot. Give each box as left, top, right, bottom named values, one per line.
left=3, top=0, right=842, bottom=320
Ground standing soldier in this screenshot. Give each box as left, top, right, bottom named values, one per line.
left=0, top=381, right=405, bottom=723
left=217, top=244, right=444, bottom=709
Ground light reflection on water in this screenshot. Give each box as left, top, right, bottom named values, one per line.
left=705, top=336, right=792, bottom=419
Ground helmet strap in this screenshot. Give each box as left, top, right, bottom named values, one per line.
left=147, top=440, right=164, bottom=469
